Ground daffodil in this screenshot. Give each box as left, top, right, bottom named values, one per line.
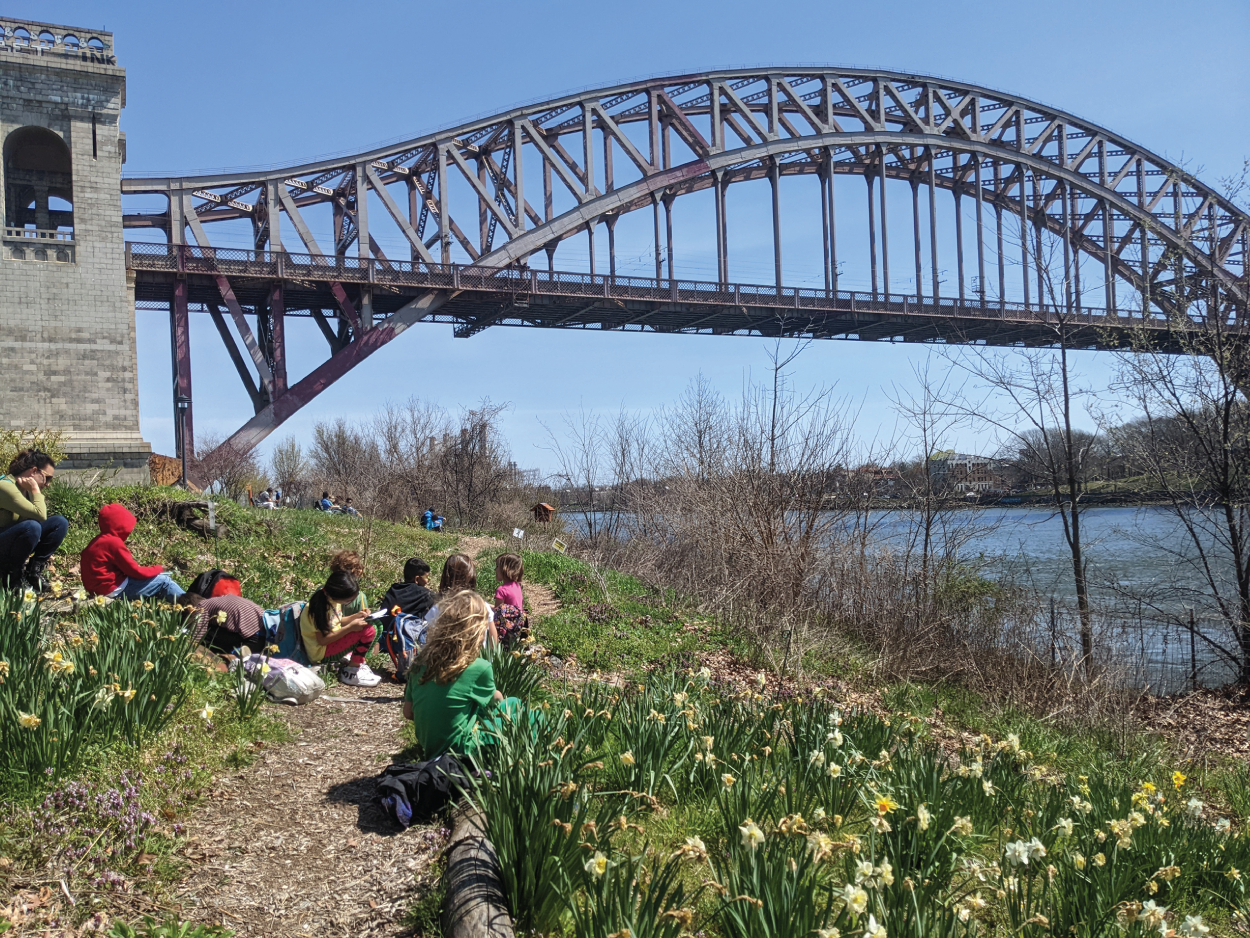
left=854, top=859, right=875, bottom=883
left=874, top=794, right=898, bottom=815
left=809, top=751, right=826, bottom=768
left=950, top=816, right=973, bottom=836
left=739, top=819, right=765, bottom=851
left=18, top=711, right=40, bottom=730
left=1179, top=914, right=1210, bottom=937
left=1173, top=770, right=1187, bottom=790
left=722, top=773, right=736, bottom=789
left=198, top=704, right=214, bottom=720
left=807, top=831, right=835, bottom=862
left=1055, top=817, right=1074, bottom=837
left=143, top=660, right=154, bottom=671
left=620, top=751, right=635, bottom=766
left=1004, top=840, right=1031, bottom=867
left=22, top=589, right=35, bottom=604
left=915, top=804, right=931, bottom=831
left=839, top=884, right=868, bottom=914
left=827, top=762, right=842, bottom=778
left=584, top=851, right=609, bottom=877
left=865, top=914, right=887, bottom=938
left=1186, top=797, right=1205, bottom=819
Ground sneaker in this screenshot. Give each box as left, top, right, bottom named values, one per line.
left=339, top=663, right=381, bottom=687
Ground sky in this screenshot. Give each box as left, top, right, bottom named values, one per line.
left=20, top=0, right=1250, bottom=474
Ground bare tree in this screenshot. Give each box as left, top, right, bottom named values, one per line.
left=438, top=400, right=514, bottom=526
left=888, top=359, right=987, bottom=583
left=193, top=432, right=263, bottom=500
left=269, top=435, right=310, bottom=504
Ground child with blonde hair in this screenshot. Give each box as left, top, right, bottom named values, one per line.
left=402, top=589, right=519, bottom=756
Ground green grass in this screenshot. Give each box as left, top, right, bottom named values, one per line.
left=46, top=482, right=458, bottom=608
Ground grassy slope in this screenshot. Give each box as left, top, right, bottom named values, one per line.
left=9, top=484, right=1250, bottom=934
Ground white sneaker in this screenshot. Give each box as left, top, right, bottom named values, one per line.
left=340, top=663, right=381, bottom=687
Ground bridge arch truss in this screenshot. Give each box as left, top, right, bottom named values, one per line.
left=121, top=68, right=1250, bottom=455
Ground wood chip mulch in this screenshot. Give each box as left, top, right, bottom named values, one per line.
left=171, top=681, right=447, bottom=937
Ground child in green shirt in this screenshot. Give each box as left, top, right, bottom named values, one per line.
left=403, top=589, right=519, bottom=756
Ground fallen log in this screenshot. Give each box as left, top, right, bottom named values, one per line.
left=442, top=803, right=514, bottom=938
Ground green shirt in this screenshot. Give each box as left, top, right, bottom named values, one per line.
left=404, top=657, right=497, bottom=756
left=0, top=476, right=47, bottom=532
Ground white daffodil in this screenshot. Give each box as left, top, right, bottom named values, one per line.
left=1179, top=913, right=1211, bottom=936
left=584, top=851, right=609, bottom=877
left=839, top=884, right=868, bottom=914
left=1004, top=840, right=1031, bottom=867
left=739, top=819, right=765, bottom=852
left=915, top=804, right=931, bottom=831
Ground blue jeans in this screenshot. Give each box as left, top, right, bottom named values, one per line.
left=119, top=573, right=185, bottom=601
left=0, top=515, right=68, bottom=573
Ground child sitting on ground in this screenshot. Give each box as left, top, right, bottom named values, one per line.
left=421, top=553, right=498, bottom=644
left=80, top=503, right=185, bottom=601
left=402, top=589, right=521, bottom=757
left=381, top=557, right=437, bottom=619
left=329, top=550, right=367, bottom=615
left=492, top=552, right=528, bottom=644
left=299, top=569, right=382, bottom=686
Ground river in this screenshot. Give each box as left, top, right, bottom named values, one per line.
left=572, top=505, right=1240, bottom=692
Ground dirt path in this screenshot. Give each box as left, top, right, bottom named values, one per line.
left=172, top=682, right=446, bottom=937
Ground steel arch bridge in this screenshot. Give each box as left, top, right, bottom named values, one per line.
left=120, top=68, right=1250, bottom=458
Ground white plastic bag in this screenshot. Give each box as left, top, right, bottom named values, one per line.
left=262, top=661, right=325, bottom=705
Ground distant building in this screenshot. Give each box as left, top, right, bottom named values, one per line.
left=927, top=451, right=1009, bottom=494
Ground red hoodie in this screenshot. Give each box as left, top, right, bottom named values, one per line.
left=80, top=503, right=164, bottom=595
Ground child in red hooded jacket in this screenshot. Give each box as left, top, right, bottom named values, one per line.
left=80, top=503, right=185, bottom=601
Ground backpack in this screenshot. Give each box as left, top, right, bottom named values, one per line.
left=262, top=660, right=325, bottom=705
left=494, top=603, right=529, bottom=646
left=381, top=613, right=428, bottom=681
left=189, top=569, right=241, bottom=598
left=270, top=601, right=309, bottom=664
left=376, top=755, right=472, bottom=829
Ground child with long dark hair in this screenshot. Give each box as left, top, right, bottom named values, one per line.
left=299, top=570, right=382, bottom=686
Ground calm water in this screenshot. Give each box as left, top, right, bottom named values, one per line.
left=576, top=505, right=1238, bottom=691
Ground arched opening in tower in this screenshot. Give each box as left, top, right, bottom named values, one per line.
left=4, top=126, right=73, bottom=234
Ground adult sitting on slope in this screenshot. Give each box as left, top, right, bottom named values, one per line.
left=0, top=449, right=67, bottom=592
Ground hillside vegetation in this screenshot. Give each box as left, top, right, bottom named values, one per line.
left=0, top=484, right=1247, bottom=936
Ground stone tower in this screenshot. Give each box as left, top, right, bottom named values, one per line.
left=0, top=18, right=149, bottom=481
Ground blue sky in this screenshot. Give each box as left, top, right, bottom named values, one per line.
left=22, top=0, right=1250, bottom=472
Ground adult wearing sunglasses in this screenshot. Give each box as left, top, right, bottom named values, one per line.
left=0, top=449, right=67, bottom=592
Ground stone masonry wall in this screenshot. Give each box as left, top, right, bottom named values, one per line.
left=0, top=21, right=150, bottom=480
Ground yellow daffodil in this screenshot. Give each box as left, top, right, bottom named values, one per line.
left=620, top=751, right=635, bottom=766
left=18, top=711, right=40, bottom=730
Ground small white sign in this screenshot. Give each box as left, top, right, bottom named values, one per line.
left=513, top=528, right=525, bottom=540
left=552, top=538, right=568, bottom=554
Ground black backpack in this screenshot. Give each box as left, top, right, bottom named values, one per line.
left=376, top=755, right=471, bottom=828
left=188, top=569, right=234, bottom=597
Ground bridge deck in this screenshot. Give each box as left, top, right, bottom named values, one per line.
left=127, top=242, right=1202, bottom=352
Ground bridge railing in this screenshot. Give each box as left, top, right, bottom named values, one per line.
left=127, top=241, right=1197, bottom=329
